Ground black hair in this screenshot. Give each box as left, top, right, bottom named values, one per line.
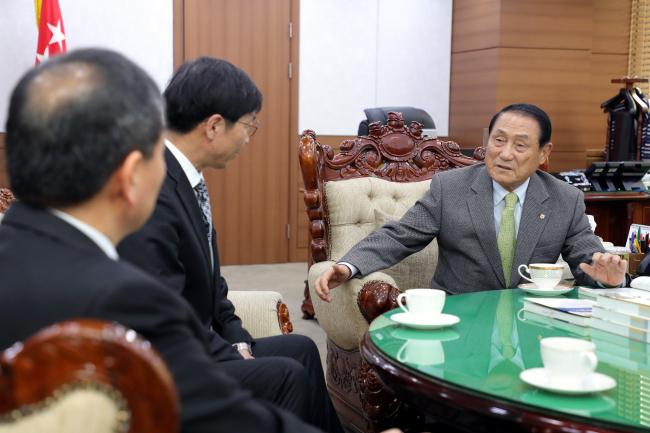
left=488, top=103, right=552, bottom=147
left=5, top=48, right=164, bottom=207
left=163, top=57, right=262, bottom=133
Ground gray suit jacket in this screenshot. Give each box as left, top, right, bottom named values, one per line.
left=341, top=164, right=604, bottom=293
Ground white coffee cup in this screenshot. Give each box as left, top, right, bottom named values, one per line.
left=540, top=337, right=598, bottom=388
left=518, top=263, right=564, bottom=290
left=396, top=289, right=445, bottom=319
left=397, top=340, right=444, bottom=365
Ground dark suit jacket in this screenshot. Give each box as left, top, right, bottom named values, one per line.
left=342, top=164, right=605, bottom=293
left=119, top=149, right=252, bottom=360
left=0, top=202, right=320, bottom=433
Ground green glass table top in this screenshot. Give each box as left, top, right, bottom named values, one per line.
left=368, top=289, right=650, bottom=430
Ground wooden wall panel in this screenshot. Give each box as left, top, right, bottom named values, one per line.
left=451, top=0, right=501, bottom=52
left=592, top=0, right=631, bottom=54
left=182, top=0, right=292, bottom=265
left=500, top=0, right=591, bottom=49
left=497, top=48, right=591, bottom=168
left=449, top=49, right=499, bottom=148
left=546, top=151, right=591, bottom=172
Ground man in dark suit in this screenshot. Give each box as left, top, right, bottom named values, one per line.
left=315, top=104, right=627, bottom=299
left=0, top=48, right=325, bottom=433
left=118, top=57, right=343, bottom=433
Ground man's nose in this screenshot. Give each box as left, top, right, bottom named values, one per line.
left=499, top=143, right=515, bottom=159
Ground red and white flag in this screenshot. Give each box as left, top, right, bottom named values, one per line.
left=35, top=0, right=67, bottom=65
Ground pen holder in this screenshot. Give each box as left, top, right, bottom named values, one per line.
left=628, top=253, right=645, bottom=276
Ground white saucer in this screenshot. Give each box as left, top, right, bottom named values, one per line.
left=520, top=368, right=616, bottom=395
left=518, top=282, right=574, bottom=296
left=390, top=312, right=460, bottom=330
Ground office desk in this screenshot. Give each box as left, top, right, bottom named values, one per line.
left=585, top=192, right=650, bottom=246
left=361, top=289, right=649, bottom=433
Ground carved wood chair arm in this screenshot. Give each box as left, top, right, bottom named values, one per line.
left=276, top=300, right=293, bottom=334
left=228, top=291, right=293, bottom=338
left=0, top=188, right=15, bottom=214
left=357, top=280, right=401, bottom=323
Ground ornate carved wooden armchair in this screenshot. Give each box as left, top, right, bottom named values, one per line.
left=0, top=320, right=178, bottom=433
left=298, top=112, right=484, bottom=432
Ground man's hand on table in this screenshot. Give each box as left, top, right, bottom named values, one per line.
left=579, top=252, right=627, bottom=287
left=315, top=264, right=351, bottom=302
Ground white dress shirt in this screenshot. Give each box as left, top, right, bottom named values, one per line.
left=492, top=178, right=529, bottom=236
left=50, top=208, right=119, bottom=260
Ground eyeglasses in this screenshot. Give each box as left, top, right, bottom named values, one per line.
left=237, top=118, right=260, bottom=137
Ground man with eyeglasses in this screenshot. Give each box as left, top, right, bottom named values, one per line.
left=118, top=57, right=343, bottom=433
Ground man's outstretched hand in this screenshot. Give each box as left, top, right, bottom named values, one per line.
left=314, top=264, right=352, bottom=302
left=579, top=252, right=627, bottom=287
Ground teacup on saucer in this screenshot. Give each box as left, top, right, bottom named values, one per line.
left=518, top=281, right=574, bottom=296
left=390, top=312, right=460, bottom=330
left=520, top=368, right=616, bottom=395
left=396, top=339, right=444, bottom=365
left=390, top=327, right=459, bottom=342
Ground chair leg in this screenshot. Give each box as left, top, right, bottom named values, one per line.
left=301, top=279, right=316, bottom=319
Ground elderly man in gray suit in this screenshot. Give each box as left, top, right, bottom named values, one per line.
left=316, top=104, right=627, bottom=299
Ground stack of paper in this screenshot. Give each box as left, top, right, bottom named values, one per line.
left=592, top=328, right=650, bottom=372
left=522, top=297, right=594, bottom=327
left=593, top=289, right=650, bottom=343
left=521, top=310, right=591, bottom=336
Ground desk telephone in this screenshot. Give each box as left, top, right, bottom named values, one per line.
left=552, top=171, right=592, bottom=192
left=553, top=161, right=650, bottom=193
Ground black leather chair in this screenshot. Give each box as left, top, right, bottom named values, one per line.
left=358, top=106, right=435, bottom=136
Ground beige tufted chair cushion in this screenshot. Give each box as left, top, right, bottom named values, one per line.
left=326, top=177, right=432, bottom=260
left=326, top=177, right=437, bottom=287
left=308, top=177, right=438, bottom=349
left=0, top=388, right=125, bottom=433
left=228, top=290, right=285, bottom=338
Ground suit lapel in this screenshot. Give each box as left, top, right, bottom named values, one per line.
left=165, top=150, right=213, bottom=271
left=511, top=172, right=550, bottom=285
left=467, top=168, right=505, bottom=287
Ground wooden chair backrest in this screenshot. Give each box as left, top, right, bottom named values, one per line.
left=0, top=320, right=179, bottom=433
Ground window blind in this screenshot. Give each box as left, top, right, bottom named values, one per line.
left=629, top=0, right=650, bottom=94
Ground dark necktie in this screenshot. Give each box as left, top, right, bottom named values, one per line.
left=194, top=179, right=213, bottom=245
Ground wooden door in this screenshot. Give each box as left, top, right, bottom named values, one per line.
left=178, top=0, right=293, bottom=265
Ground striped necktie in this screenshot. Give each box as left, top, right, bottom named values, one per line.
left=194, top=179, right=213, bottom=245
left=497, top=192, right=518, bottom=286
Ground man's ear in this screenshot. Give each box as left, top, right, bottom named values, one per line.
left=204, top=114, right=226, bottom=140
left=539, top=142, right=553, bottom=165
left=113, top=150, right=145, bottom=206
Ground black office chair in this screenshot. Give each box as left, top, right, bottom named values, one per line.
left=358, top=106, right=435, bottom=136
